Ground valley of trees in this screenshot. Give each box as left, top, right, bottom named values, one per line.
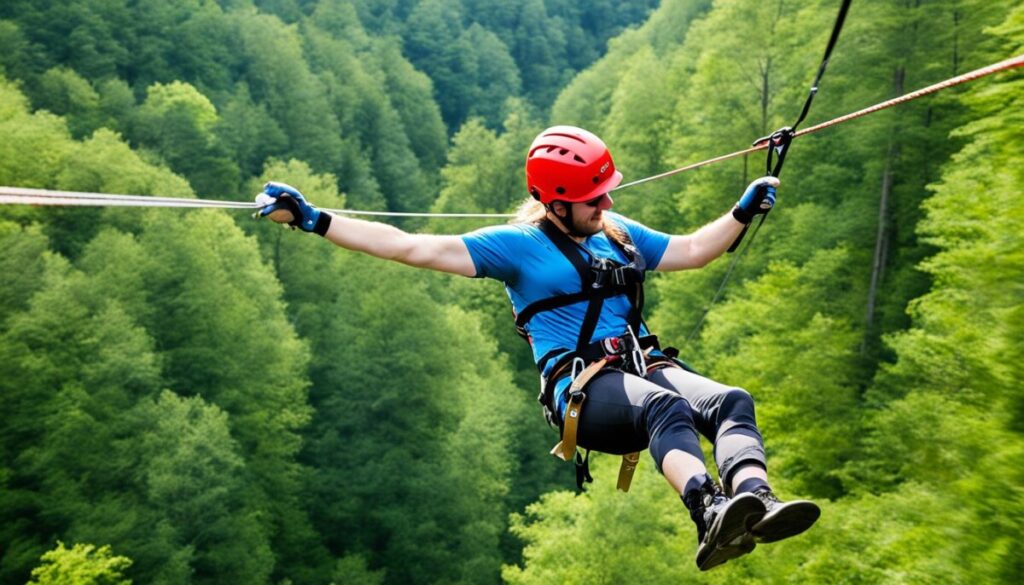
left=0, top=0, right=1021, bottom=583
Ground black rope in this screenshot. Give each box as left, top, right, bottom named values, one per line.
left=687, top=0, right=852, bottom=346
left=793, top=0, right=853, bottom=132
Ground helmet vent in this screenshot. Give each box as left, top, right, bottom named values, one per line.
left=555, top=186, right=566, bottom=195
left=573, top=155, right=585, bottom=163
left=545, top=132, right=586, bottom=143
left=559, top=149, right=569, bottom=155
left=592, top=176, right=600, bottom=184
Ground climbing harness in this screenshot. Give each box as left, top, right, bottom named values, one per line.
left=514, top=219, right=645, bottom=358
left=515, top=218, right=695, bottom=491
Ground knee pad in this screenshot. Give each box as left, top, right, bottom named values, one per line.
left=646, top=392, right=704, bottom=472
left=717, top=388, right=760, bottom=438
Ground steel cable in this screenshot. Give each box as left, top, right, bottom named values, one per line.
left=1, top=55, right=1020, bottom=216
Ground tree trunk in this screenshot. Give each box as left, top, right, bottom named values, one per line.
left=760, top=56, right=772, bottom=136
left=863, top=148, right=893, bottom=348
left=952, top=5, right=961, bottom=74
left=862, top=67, right=905, bottom=354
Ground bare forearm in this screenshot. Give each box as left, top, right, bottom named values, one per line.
left=670, top=176, right=779, bottom=269
left=687, top=212, right=747, bottom=266
left=659, top=212, right=746, bottom=271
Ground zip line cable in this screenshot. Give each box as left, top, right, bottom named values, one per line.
left=613, top=52, right=1024, bottom=192
left=677, top=52, right=1024, bottom=343
left=0, top=187, right=516, bottom=217
left=4, top=55, right=1017, bottom=214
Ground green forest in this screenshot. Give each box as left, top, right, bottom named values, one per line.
left=0, top=0, right=1021, bottom=583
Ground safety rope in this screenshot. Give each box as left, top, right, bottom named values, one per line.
left=0, top=187, right=515, bottom=218
left=0, top=55, right=1020, bottom=216
left=681, top=0, right=852, bottom=343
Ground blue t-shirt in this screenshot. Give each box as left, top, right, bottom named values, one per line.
left=462, top=213, right=671, bottom=416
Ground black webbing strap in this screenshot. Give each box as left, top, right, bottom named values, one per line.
left=538, top=220, right=604, bottom=349
left=539, top=219, right=590, bottom=283
left=515, top=287, right=627, bottom=340
left=792, top=0, right=853, bottom=133
left=762, top=0, right=852, bottom=179
left=726, top=0, right=852, bottom=250
left=518, top=219, right=648, bottom=373
left=693, top=0, right=853, bottom=345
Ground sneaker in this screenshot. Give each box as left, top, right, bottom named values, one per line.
left=749, top=488, right=821, bottom=543
left=687, top=482, right=766, bottom=571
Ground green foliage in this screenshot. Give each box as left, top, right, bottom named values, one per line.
left=300, top=257, right=520, bottom=585
left=52, top=129, right=194, bottom=258
left=135, top=391, right=274, bottom=583
left=214, top=83, right=289, bottom=179
left=34, top=67, right=102, bottom=139
left=0, top=75, right=74, bottom=194
left=28, top=542, right=132, bottom=585
left=0, top=20, right=37, bottom=81
left=132, top=81, right=240, bottom=197
left=505, top=458, right=689, bottom=585
left=0, top=221, right=49, bottom=329
left=330, top=554, right=385, bottom=585
left=429, top=111, right=531, bottom=224
left=1, top=1, right=1022, bottom=584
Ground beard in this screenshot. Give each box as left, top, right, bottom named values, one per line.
left=571, top=208, right=605, bottom=236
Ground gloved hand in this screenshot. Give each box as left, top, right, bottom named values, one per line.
left=732, top=176, right=779, bottom=224
left=255, top=182, right=331, bottom=235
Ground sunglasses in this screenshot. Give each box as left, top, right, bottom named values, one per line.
left=582, top=193, right=610, bottom=207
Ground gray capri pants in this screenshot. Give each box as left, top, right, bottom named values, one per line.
left=571, top=365, right=768, bottom=486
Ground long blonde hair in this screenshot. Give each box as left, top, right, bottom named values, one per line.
left=511, top=196, right=546, bottom=224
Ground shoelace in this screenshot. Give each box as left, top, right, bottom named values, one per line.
left=754, top=489, right=781, bottom=507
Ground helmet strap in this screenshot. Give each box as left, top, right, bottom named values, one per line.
left=546, top=201, right=590, bottom=238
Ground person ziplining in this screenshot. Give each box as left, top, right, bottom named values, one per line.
left=254, top=125, right=820, bottom=571
left=254, top=0, right=862, bottom=568
left=2, top=0, right=1017, bottom=567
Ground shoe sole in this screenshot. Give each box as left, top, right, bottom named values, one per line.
left=697, top=493, right=766, bottom=571
left=751, top=500, right=821, bottom=543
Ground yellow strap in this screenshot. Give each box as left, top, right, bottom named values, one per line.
left=617, top=452, right=641, bottom=492
left=551, top=358, right=608, bottom=461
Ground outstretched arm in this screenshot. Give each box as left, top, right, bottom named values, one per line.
left=321, top=215, right=476, bottom=277
left=656, top=177, right=778, bottom=271
left=256, top=182, right=477, bottom=277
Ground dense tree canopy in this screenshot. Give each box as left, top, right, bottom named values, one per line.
left=1, top=0, right=1021, bottom=584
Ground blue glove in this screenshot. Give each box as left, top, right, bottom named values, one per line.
left=732, top=177, right=778, bottom=224
left=255, top=182, right=331, bottom=235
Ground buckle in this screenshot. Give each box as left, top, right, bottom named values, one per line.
left=612, top=266, right=627, bottom=286
left=568, top=357, right=586, bottom=402
left=754, top=126, right=795, bottom=177
left=590, top=257, right=613, bottom=288
left=624, top=326, right=647, bottom=377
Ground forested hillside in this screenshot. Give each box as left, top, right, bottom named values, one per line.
left=1, top=0, right=1021, bottom=584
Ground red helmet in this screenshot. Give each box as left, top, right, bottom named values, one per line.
left=525, top=126, right=623, bottom=204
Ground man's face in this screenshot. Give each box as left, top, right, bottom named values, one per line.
left=565, top=192, right=614, bottom=235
